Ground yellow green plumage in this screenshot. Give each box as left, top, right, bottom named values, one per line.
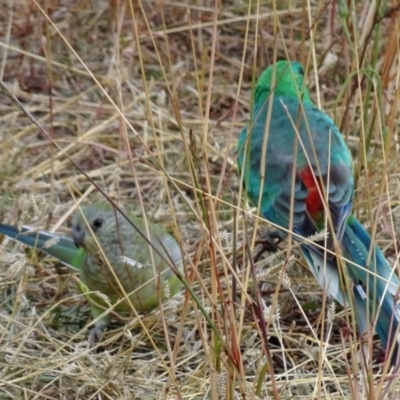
left=0, top=202, right=183, bottom=345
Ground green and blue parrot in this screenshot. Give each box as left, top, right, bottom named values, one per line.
left=238, top=60, right=400, bottom=364
left=0, top=202, right=183, bottom=346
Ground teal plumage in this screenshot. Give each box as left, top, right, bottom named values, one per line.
left=238, top=60, right=400, bottom=364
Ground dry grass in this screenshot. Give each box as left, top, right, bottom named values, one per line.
left=0, top=0, right=400, bottom=399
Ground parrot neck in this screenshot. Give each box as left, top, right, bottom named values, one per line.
left=254, top=86, right=312, bottom=107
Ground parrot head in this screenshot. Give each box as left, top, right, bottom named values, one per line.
left=72, top=202, right=122, bottom=254
left=254, top=60, right=311, bottom=103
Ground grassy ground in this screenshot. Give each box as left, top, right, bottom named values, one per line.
left=1, top=0, right=400, bottom=398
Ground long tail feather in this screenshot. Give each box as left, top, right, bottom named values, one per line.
left=302, top=214, right=400, bottom=365
left=343, top=216, right=400, bottom=364
left=0, top=223, right=82, bottom=271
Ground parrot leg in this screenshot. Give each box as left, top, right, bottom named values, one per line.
left=88, top=307, right=111, bottom=347
left=260, top=229, right=284, bottom=250
left=252, top=229, right=285, bottom=263
left=76, top=280, right=112, bottom=346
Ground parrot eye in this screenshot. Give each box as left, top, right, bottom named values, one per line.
left=91, top=218, right=104, bottom=231
left=296, top=64, right=304, bottom=76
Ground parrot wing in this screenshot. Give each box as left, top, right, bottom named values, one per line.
left=239, top=97, right=353, bottom=246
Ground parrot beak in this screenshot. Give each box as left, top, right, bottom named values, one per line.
left=73, top=225, right=85, bottom=248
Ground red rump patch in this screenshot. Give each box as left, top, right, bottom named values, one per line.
left=299, top=168, right=324, bottom=216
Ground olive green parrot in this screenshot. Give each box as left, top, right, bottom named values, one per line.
left=0, top=202, right=183, bottom=345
